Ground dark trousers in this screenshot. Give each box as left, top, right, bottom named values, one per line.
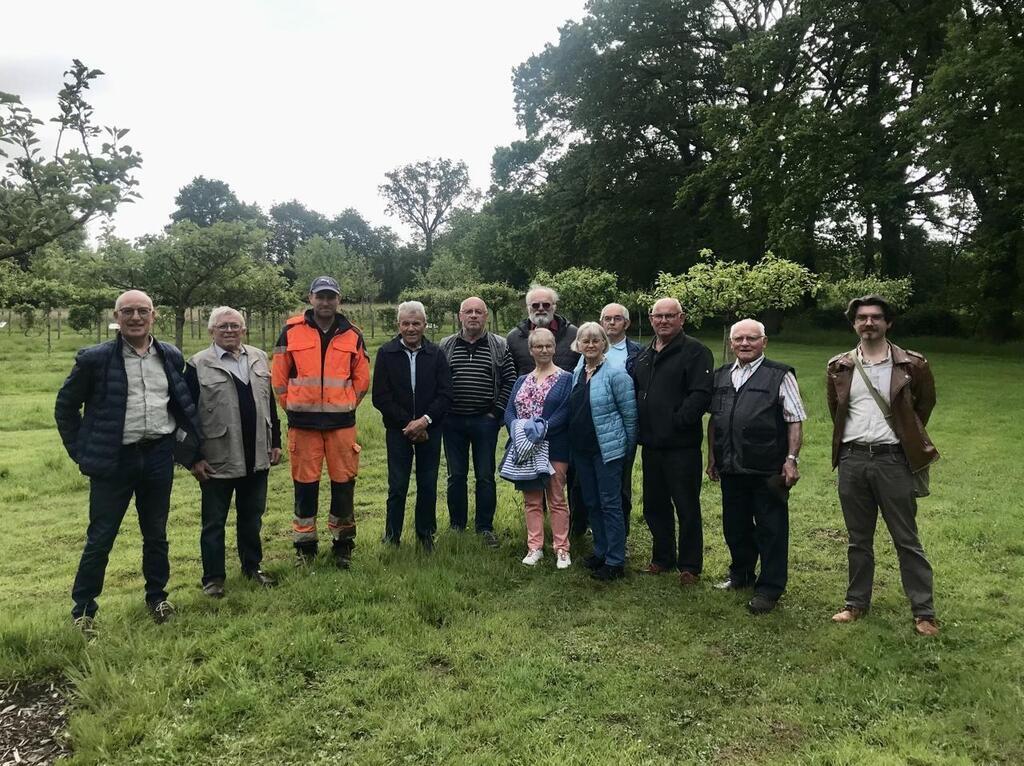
left=200, top=470, right=269, bottom=584
left=385, top=428, right=442, bottom=543
left=574, top=452, right=625, bottom=567
left=720, top=473, right=790, bottom=599
left=442, top=413, right=500, bottom=532
left=642, top=446, right=703, bottom=573
left=568, top=463, right=587, bottom=537
left=838, top=447, right=935, bottom=618
left=621, top=447, right=636, bottom=538
left=71, top=437, right=174, bottom=618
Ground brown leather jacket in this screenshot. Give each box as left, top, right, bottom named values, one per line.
left=826, top=342, right=938, bottom=472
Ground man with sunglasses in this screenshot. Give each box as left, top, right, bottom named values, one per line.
left=632, top=297, right=714, bottom=584
left=56, top=290, right=202, bottom=634
left=506, top=285, right=580, bottom=375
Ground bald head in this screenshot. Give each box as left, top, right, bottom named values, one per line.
left=649, top=297, right=685, bottom=346
left=459, top=296, right=488, bottom=340
left=114, top=290, right=156, bottom=349
left=114, top=290, right=154, bottom=312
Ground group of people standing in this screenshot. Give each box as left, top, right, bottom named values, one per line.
left=55, top=278, right=941, bottom=638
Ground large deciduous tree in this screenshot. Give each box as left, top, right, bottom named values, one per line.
left=169, top=176, right=265, bottom=229
left=379, top=158, right=479, bottom=257
left=0, top=60, right=142, bottom=262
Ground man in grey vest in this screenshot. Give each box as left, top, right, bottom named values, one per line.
left=439, top=297, right=517, bottom=547
left=186, top=307, right=282, bottom=598
left=706, top=319, right=805, bottom=614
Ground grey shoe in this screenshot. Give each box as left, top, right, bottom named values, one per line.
left=747, top=594, right=778, bottom=615
left=478, top=530, right=500, bottom=550
left=147, top=600, right=176, bottom=624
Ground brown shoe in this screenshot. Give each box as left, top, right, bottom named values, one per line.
left=914, top=617, right=940, bottom=637
left=832, top=606, right=865, bottom=623
left=679, top=571, right=700, bottom=586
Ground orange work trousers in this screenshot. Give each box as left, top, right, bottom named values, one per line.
left=288, top=427, right=361, bottom=483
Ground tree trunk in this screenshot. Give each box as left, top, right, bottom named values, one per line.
left=176, top=308, right=186, bottom=349
left=46, top=309, right=52, bottom=354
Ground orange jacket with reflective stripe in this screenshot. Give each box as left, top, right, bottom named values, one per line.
left=272, top=311, right=370, bottom=430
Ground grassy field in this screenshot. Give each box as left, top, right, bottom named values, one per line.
left=0, top=323, right=1022, bottom=765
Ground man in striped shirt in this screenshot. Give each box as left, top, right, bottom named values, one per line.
left=438, top=297, right=518, bottom=548
left=706, top=319, right=806, bottom=615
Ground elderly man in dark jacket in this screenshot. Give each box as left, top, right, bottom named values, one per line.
left=55, top=290, right=201, bottom=634
left=506, top=285, right=580, bottom=374
left=632, top=297, right=714, bottom=583
left=372, top=301, right=453, bottom=551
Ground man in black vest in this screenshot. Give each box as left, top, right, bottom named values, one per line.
left=706, top=319, right=805, bottom=614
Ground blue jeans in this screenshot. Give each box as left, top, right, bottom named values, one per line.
left=573, top=451, right=625, bottom=567
left=71, top=436, right=175, bottom=618
left=442, top=413, right=500, bottom=532
left=385, top=428, right=442, bottom=543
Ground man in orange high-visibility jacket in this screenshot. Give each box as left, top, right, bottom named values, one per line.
left=272, top=276, right=371, bottom=568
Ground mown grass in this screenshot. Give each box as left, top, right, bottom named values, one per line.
left=0, top=325, right=1021, bottom=765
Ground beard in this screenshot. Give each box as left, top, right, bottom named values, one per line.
left=531, top=313, right=552, bottom=328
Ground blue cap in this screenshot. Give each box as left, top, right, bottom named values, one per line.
left=309, top=276, right=341, bottom=295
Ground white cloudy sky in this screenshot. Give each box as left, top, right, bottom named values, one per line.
left=3, top=0, right=586, bottom=242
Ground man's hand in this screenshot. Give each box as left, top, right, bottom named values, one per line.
left=781, top=459, right=800, bottom=488
left=706, top=461, right=719, bottom=482
left=402, top=417, right=429, bottom=440
left=191, top=459, right=214, bottom=482
left=269, top=447, right=282, bottom=466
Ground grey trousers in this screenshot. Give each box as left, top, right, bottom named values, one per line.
left=838, top=447, right=935, bottom=618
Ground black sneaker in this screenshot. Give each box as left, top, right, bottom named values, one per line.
left=147, top=600, right=176, bottom=624
left=478, top=530, right=500, bottom=550
left=202, top=579, right=225, bottom=598
left=747, top=594, right=778, bottom=615
left=582, top=555, right=605, bottom=571
left=590, top=564, right=625, bottom=582
left=244, top=569, right=277, bottom=588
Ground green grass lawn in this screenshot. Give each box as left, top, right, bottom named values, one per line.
left=0, top=324, right=1022, bottom=765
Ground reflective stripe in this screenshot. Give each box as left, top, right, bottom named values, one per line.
left=287, top=402, right=356, bottom=413
left=273, top=385, right=288, bottom=395
left=273, top=346, right=288, bottom=355
left=288, top=376, right=353, bottom=389
left=328, top=515, right=354, bottom=530
left=292, top=518, right=317, bottom=534
left=292, top=530, right=318, bottom=542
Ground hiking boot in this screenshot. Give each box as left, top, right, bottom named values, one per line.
left=582, top=554, right=605, bottom=571
left=590, top=564, right=625, bottom=582
left=332, top=541, right=354, bottom=569
left=147, top=600, right=176, bottom=625
left=914, top=617, right=940, bottom=637
left=202, top=579, right=225, bottom=599
left=747, top=594, right=778, bottom=615
left=832, top=606, right=866, bottom=623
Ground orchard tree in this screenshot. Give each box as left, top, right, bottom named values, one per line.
left=652, top=250, right=817, bottom=361
left=142, top=220, right=264, bottom=348
left=379, top=158, right=479, bottom=257
left=292, top=235, right=350, bottom=296
left=534, top=267, right=619, bottom=325
left=817, top=275, right=913, bottom=315
left=0, top=60, right=142, bottom=262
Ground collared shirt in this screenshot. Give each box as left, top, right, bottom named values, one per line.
left=121, top=337, right=175, bottom=444
left=605, top=338, right=631, bottom=370
left=401, top=340, right=421, bottom=392
left=730, top=354, right=806, bottom=423
left=843, top=345, right=899, bottom=445
left=214, top=343, right=249, bottom=385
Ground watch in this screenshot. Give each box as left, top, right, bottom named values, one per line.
left=423, top=414, right=433, bottom=425
left=786, top=454, right=799, bottom=464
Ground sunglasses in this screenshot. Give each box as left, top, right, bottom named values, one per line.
left=530, top=302, right=552, bottom=310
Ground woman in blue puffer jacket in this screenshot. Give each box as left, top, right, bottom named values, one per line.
left=569, top=322, right=638, bottom=581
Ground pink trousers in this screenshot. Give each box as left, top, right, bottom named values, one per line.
left=522, top=461, right=570, bottom=553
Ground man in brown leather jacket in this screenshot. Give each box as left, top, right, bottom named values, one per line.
left=826, top=295, right=940, bottom=636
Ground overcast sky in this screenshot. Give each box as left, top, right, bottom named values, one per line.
left=3, top=0, right=586, bottom=243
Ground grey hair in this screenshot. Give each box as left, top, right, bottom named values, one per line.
left=729, top=318, right=767, bottom=338
left=601, top=303, right=630, bottom=323
left=528, top=327, right=556, bottom=348
left=208, top=306, right=244, bottom=330
left=526, top=284, right=559, bottom=305
left=571, top=321, right=610, bottom=354
left=397, top=300, right=427, bottom=322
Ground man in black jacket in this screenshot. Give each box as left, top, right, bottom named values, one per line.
left=54, top=290, right=201, bottom=634
left=372, top=301, right=453, bottom=550
left=505, top=285, right=579, bottom=374
left=632, top=298, right=714, bottom=583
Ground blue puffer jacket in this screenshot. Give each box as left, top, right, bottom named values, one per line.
left=571, top=363, right=638, bottom=463
left=54, top=335, right=202, bottom=478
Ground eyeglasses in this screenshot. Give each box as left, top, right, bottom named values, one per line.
left=649, top=312, right=680, bottom=321
left=215, top=323, right=244, bottom=331
left=601, top=315, right=626, bottom=323
left=730, top=335, right=763, bottom=343
left=530, top=302, right=552, bottom=310
left=117, top=307, right=152, bottom=318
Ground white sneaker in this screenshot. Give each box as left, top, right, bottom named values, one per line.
left=556, top=550, right=571, bottom=570
left=521, top=549, right=544, bottom=566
